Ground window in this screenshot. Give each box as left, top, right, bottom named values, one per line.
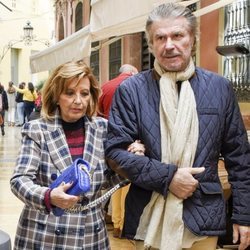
left=10, top=48, right=19, bottom=84
left=12, top=0, right=16, bottom=8
left=141, top=32, right=154, bottom=70
left=222, top=1, right=250, bottom=101
left=75, top=2, right=83, bottom=32
left=58, top=16, right=64, bottom=41
left=109, top=39, right=121, bottom=80
left=31, top=0, right=37, bottom=14
left=90, top=42, right=100, bottom=81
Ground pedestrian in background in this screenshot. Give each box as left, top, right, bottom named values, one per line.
left=28, top=85, right=42, bottom=121
left=105, top=3, right=250, bottom=250
left=15, top=82, right=25, bottom=126
left=99, top=64, right=138, bottom=238
left=13, top=81, right=37, bottom=121
left=0, top=83, right=8, bottom=136
left=7, top=81, right=16, bottom=126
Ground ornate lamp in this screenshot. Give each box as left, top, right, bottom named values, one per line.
left=0, top=21, right=50, bottom=63
left=23, top=21, right=34, bottom=45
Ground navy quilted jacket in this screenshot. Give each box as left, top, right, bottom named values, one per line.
left=105, top=68, right=250, bottom=239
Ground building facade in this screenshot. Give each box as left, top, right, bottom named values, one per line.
left=53, top=0, right=250, bottom=125
left=0, top=0, right=54, bottom=88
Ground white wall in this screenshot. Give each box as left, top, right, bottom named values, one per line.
left=0, top=0, right=55, bottom=87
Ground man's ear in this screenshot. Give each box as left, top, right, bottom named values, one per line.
left=148, top=43, right=153, bottom=54
left=191, top=37, right=197, bottom=56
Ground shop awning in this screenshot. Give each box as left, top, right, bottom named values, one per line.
left=30, top=25, right=91, bottom=73
left=89, top=0, right=203, bottom=41
left=30, top=0, right=234, bottom=73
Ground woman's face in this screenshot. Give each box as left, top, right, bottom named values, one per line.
left=58, top=76, right=91, bottom=122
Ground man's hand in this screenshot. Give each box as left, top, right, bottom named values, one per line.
left=169, top=167, right=205, bottom=199
left=233, top=224, right=250, bottom=250
left=50, top=182, right=79, bottom=209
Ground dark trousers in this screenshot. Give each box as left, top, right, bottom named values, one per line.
left=0, top=110, right=5, bottom=135
left=23, top=101, right=35, bottom=121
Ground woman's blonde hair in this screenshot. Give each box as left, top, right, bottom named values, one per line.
left=41, top=60, right=100, bottom=120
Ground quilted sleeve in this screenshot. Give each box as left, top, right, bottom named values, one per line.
left=105, top=75, right=177, bottom=197
left=221, top=82, right=250, bottom=225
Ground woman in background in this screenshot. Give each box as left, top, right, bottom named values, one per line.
left=13, top=81, right=37, bottom=121
left=15, top=82, right=25, bottom=126
left=7, top=81, right=16, bottom=126
left=28, top=85, right=42, bottom=121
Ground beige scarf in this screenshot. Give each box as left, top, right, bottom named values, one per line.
left=135, top=59, right=200, bottom=250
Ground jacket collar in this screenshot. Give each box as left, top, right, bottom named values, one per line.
left=42, top=111, right=101, bottom=174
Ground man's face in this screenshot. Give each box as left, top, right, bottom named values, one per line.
left=149, top=17, right=195, bottom=72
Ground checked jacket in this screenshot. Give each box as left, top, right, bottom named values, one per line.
left=10, top=113, right=111, bottom=250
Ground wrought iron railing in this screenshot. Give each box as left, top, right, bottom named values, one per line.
left=221, top=0, right=250, bottom=101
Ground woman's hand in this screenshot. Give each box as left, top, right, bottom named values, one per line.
left=127, top=140, right=145, bottom=155
left=50, top=182, right=79, bottom=209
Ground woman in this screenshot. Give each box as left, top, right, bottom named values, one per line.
left=6, top=81, right=16, bottom=126
left=10, top=61, right=144, bottom=250
left=15, top=82, right=25, bottom=126
left=13, top=81, right=37, bottom=121
left=28, top=86, right=42, bottom=121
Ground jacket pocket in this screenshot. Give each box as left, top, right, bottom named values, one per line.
left=197, top=108, right=221, bottom=148
left=199, top=182, right=222, bottom=194
left=197, top=108, right=219, bottom=115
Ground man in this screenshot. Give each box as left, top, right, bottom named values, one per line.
left=99, top=64, right=138, bottom=238
left=99, top=64, right=138, bottom=119
left=105, top=3, right=250, bottom=250
left=0, top=83, right=8, bottom=136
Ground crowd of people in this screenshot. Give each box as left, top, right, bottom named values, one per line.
left=4, top=2, right=250, bottom=250
left=0, top=81, right=41, bottom=136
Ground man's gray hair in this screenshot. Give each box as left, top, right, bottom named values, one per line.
left=145, top=3, right=197, bottom=54
left=119, top=64, right=138, bottom=74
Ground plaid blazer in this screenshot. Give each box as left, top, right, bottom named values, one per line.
left=10, top=113, right=111, bottom=250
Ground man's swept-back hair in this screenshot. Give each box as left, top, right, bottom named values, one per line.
left=41, top=60, right=101, bottom=120
left=145, top=3, right=198, bottom=54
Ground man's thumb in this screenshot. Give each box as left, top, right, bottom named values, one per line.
left=189, top=167, right=205, bottom=175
